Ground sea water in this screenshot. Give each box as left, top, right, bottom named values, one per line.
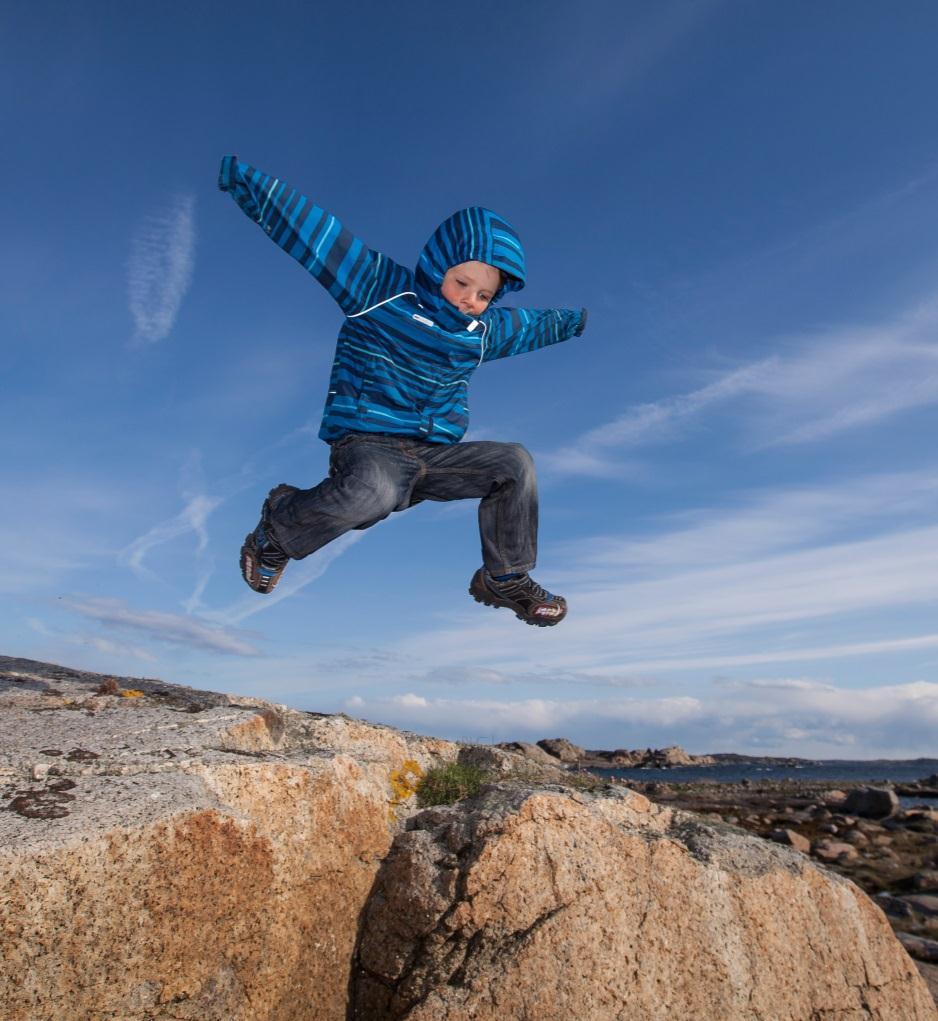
left=588, top=759, right=938, bottom=787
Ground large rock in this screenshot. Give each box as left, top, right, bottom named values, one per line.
left=643, top=744, right=714, bottom=767
left=495, top=741, right=566, bottom=767
left=4, top=657, right=935, bottom=1021
left=580, top=745, right=715, bottom=768
left=352, top=787, right=936, bottom=1020
left=456, top=744, right=570, bottom=784
left=0, top=657, right=455, bottom=1021
left=844, top=785, right=900, bottom=819
left=535, top=737, right=584, bottom=763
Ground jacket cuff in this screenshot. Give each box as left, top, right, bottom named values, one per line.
left=574, top=307, right=588, bottom=336
left=218, top=155, right=238, bottom=192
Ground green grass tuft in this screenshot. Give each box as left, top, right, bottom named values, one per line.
left=416, top=761, right=491, bottom=807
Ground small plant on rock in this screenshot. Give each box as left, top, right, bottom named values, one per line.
left=416, top=762, right=491, bottom=807
left=388, top=759, right=424, bottom=820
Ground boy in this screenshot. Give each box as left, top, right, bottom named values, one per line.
left=218, top=156, right=587, bottom=626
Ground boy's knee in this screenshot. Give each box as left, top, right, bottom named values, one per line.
left=335, top=472, right=401, bottom=526
left=500, top=442, right=536, bottom=484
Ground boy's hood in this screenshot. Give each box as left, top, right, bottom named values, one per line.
left=415, top=206, right=526, bottom=321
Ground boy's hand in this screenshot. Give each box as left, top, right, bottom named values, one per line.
left=218, top=155, right=239, bottom=192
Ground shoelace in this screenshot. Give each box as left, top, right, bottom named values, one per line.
left=257, top=527, right=289, bottom=569
left=493, top=574, right=554, bottom=602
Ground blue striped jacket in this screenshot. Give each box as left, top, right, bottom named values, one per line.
left=219, top=156, right=588, bottom=444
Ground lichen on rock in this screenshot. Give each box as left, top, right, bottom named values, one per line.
left=1, top=656, right=935, bottom=1021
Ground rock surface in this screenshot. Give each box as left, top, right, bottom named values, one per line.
left=496, top=740, right=563, bottom=766
left=3, top=657, right=935, bottom=1021
left=578, top=743, right=716, bottom=768
left=535, top=737, right=584, bottom=762
left=353, top=787, right=936, bottom=1020
left=0, top=656, right=455, bottom=1021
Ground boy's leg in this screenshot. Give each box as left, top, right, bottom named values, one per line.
left=411, top=440, right=538, bottom=574
left=412, top=441, right=566, bottom=626
left=241, top=436, right=420, bottom=592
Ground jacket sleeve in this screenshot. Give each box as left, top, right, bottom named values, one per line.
left=481, top=306, right=588, bottom=363
left=218, top=155, right=409, bottom=316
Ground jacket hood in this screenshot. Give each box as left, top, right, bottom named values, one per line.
left=414, top=207, right=526, bottom=319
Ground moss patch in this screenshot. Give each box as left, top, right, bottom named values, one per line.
left=417, top=762, right=491, bottom=807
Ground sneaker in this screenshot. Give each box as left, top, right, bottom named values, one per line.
left=240, top=484, right=297, bottom=594
left=469, top=569, right=567, bottom=627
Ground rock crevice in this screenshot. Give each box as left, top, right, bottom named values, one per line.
left=1, top=657, right=934, bottom=1021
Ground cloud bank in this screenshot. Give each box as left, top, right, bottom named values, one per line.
left=343, top=677, right=938, bottom=759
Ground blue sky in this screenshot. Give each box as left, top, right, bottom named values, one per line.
left=5, top=1, right=938, bottom=758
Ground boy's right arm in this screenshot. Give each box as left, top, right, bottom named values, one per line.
left=218, top=155, right=409, bottom=316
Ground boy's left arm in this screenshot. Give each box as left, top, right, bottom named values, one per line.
left=481, top=306, right=588, bottom=363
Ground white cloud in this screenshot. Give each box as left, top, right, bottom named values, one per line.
left=127, top=194, right=196, bottom=345
left=343, top=691, right=704, bottom=742
left=343, top=678, right=938, bottom=758
left=64, top=596, right=260, bottom=657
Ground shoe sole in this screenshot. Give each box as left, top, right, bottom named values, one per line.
left=239, top=483, right=296, bottom=595
left=468, top=572, right=566, bottom=627
left=240, top=533, right=286, bottom=595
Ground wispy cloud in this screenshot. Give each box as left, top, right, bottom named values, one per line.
left=0, top=473, right=127, bottom=594
left=542, top=362, right=770, bottom=477
left=127, top=194, right=196, bottom=345
left=120, top=450, right=244, bottom=612
left=26, top=616, right=156, bottom=663
left=555, top=468, right=938, bottom=573
left=408, top=664, right=649, bottom=689
left=398, top=522, right=938, bottom=673
left=517, top=0, right=725, bottom=133
left=387, top=462, right=938, bottom=682
left=64, top=596, right=260, bottom=656
left=543, top=297, right=938, bottom=477
left=212, top=531, right=366, bottom=625
left=122, top=493, right=222, bottom=575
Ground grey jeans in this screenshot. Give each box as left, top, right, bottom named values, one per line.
left=268, top=434, right=538, bottom=575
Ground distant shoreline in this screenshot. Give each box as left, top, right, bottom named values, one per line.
left=583, top=758, right=938, bottom=792
left=706, top=754, right=938, bottom=765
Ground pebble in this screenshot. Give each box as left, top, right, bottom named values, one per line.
left=813, top=840, right=859, bottom=863
left=875, top=893, right=915, bottom=919
left=897, top=932, right=938, bottom=963
left=770, top=828, right=810, bottom=854
left=901, top=894, right=938, bottom=917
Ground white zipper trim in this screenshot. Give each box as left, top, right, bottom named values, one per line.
left=477, top=318, right=488, bottom=367
left=347, top=291, right=417, bottom=319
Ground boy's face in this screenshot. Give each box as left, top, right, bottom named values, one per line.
left=440, top=261, right=502, bottom=317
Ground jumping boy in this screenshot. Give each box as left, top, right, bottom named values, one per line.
left=218, top=156, right=588, bottom=626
